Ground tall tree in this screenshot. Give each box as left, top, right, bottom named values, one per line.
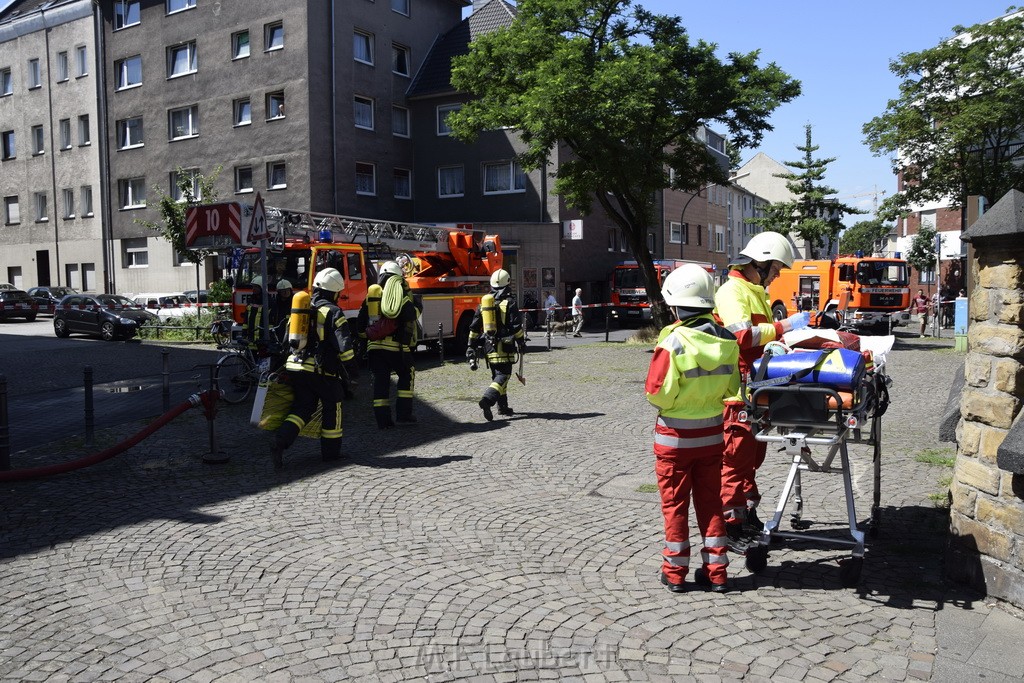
left=750, top=125, right=864, bottom=257
left=838, top=218, right=891, bottom=255
left=905, top=221, right=938, bottom=281
left=863, top=11, right=1024, bottom=220
left=447, top=0, right=799, bottom=326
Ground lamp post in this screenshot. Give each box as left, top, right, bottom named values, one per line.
left=678, top=186, right=705, bottom=259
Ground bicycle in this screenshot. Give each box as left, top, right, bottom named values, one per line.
left=214, top=339, right=280, bottom=405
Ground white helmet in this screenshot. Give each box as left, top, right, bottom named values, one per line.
left=662, top=263, right=716, bottom=308
left=312, top=267, right=345, bottom=293
left=379, top=261, right=403, bottom=278
left=737, top=231, right=796, bottom=268
left=275, top=279, right=292, bottom=291
left=490, top=269, right=510, bottom=288
left=250, top=276, right=263, bottom=289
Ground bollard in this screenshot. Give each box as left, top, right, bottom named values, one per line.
left=605, top=306, right=610, bottom=343
left=438, top=322, right=444, bottom=364
left=0, top=375, right=9, bottom=471
left=162, top=350, right=171, bottom=413
left=84, top=366, right=95, bottom=447
left=203, top=364, right=228, bottom=463
left=546, top=316, right=552, bottom=352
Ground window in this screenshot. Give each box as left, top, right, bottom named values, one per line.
left=116, top=116, right=144, bottom=148
left=166, top=0, right=195, bottom=14
left=233, top=98, right=251, bottom=126
left=483, top=160, right=526, bottom=194
left=235, top=166, right=253, bottom=193
left=123, top=237, right=148, bottom=268
left=167, top=41, right=197, bottom=78
left=56, top=52, right=69, bottom=82
left=168, top=105, right=198, bottom=139
left=392, top=105, right=409, bottom=137
left=715, top=226, right=725, bottom=252
left=232, top=30, right=250, bottom=59
left=170, top=169, right=201, bottom=202
left=78, top=115, right=90, bottom=145
left=355, top=162, right=376, bottom=195
left=4, top=196, right=19, bottom=224
left=394, top=168, right=411, bottom=199
left=75, top=46, right=88, bottom=77
left=607, top=229, right=617, bottom=252
left=34, top=192, right=47, bottom=221
left=438, top=165, right=464, bottom=198
left=392, top=0, right=410, bottom=15
left=265, top=22, right=284, bottom=51
left=392, top=44, right=410, bottom=76
left=697, top=223, right=702, bottom=246
left=115, top=55, right=142, bottom=90
left=436, top=104, right=461, bottom=135
left=1, top=131, right=14, bottom=160
left=118, top=177, right=146, bottom=209
left=266, top=91, right=285, bottom=119
left=31, top=125, right=44, bottom=155
left=267, top=161, right=286, bottom=189
left=81, top=186, right=93, bottom=216
left=62, top=189, right=74, bottom=218
left=28, top=59, right=41, bottom=88
left=114, top=0, right=140, bottom=29
left=681, top=223, right=689, bottom=245
left=669, top=221, right=681, bottom=244
left=1, top=68, right=11, bottom=95
left=58, top=119, right=72, bottom=150
left=354, top=96, right=374, bottom=130
left=353, top=31, right=373, bottom=64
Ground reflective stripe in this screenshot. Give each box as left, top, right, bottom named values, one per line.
left=665, top=555, right=690, bottom=567
left=284, top=414, right=306, bottom=429
left=681, top=364, right=736, bottom=379
left=321, top=428, right=342, bottom=439
left=396, top=389, right=414, bottom=398
left=703, top=536, right=729, bottom=548
left=664, top=540, right=690, bottom=553
left=725, top=320, right=751, bottom=334
left=701, top=551, right=729, bottom=566
left=662, top=333, right=685, bottom=355
left=373, top=398, right=390, bottom=408
left=657, top=415, right=723, bottom=430
left=654, top=432, right=724, bottom=450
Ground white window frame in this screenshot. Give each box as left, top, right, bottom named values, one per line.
left=266, top=91, right=285, bottom=120
left=56, top=51, right=69, bottom=82
left=391, top=0, right=410, bottom=16
left=669, top=221, right=681, bottom=244
left=392, top=105, right=409, bottom=138
left=233, top=98, right=251, bottom=126
left=75, top=46, right=88, bottom=77
left=170, top=169, right=201, bottom=202
left=31, top=125, right=44, bottom=155
left=28, top=59, right=41, bottom=89
left=482, top=160, right=526, bottom=195
left=436, top=104, right=461, bottom=136
left=353, top=30, right=373, bottom=65
left=119, top=177, right=146, bottom=209
left=81, top=185, right=93, bottom=217
left=168, top=105, right=198, bottom=140
left=166, top=0, right=195, bottom=15
left=59, top=119, right=72, bottom=150
left=392, top=43, right=410, bottom=76
left=354, top=96, right=374, bottom=130
left=355, top=162, right=376, bottom=196
left=264, top=22, right=284, bottom=51
left=4, top=196, right=19, bottom=225
left=393, top=168, right=411, bottom=199
left=0, top=68, right=11, bottom=96
left=437, top=165, right=464, bottom=198
left=78, top=115, right=90, bottom=146
left=116, top=116, right=144, bottom=149
left=113, top=0, right=140, bottom=30
left=115, top=55, right=142, bottom=90
left=62, top=189, right=74, bottom=219
left=232, top=30, right=250, bottom=60
left=167, top=41, right=197, bottom=78
left=267, top=161, right=287, bottom=189
left=34, top=192, right=48, bottom=222
left=235, top=166, right=253, bottom=194
left=123, top=237, right=148, bottom=268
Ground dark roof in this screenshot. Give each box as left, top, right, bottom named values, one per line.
left=961, top=188, right=1024, bottom=243
left=407, top=0, right=517, bottom=98
left=0, top=0, right=47, bottom=21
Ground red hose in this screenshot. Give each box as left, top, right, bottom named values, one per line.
left=0, top=390, right=217, bottom=482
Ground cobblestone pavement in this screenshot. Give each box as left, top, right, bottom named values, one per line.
left=2, top=333, right=1022, bottom=682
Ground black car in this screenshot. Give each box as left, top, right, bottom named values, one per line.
left=27, top=286, right=79, bottom=314
left=54, top=294, right=159, bottom=341
left=0, top=289, right=39, bottom=321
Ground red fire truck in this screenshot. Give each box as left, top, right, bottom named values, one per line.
left=609, top=259, right=714, bottom=324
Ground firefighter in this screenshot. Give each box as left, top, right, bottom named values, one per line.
left=355, top=260, right=421, bottom=429
left=270, top=267, right=357, bottom=469
left=270, top=279, right=293, bottom=345
left=714, top=231, right=809, bottom=552
left=646, top=264, right=739, bottom=593
left=466, top=269, right=526, bottom=421
left=244, top=276, right=265, bottom=350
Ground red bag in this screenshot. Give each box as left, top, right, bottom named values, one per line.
left=791, top=330, right=860, bottom=352
left=366, top=316, right=399, bottom=341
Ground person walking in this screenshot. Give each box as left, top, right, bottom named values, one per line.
left=356, top=261, right=421, bottom=429
left=543, top=290, right=558, bottom=338
left=714, top=231, right=809, bottom=553
left=270, top=267, right=357, bottom=469
left=912, top=289, right=930, bottom=338
left=466, top=269, right=526, bottom=421
left=571, top=288, right=584, bottom=337
left=646, top=264, right=739, bottom=593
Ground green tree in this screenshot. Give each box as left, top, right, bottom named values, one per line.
left=448, top=0, right=799, bottom=326
left=864, top=11, right=1024, bottom=220
left=905, top=221, right=937, bottom=278
left=750, top=125, right=864, bottom=256
left=838, top=218, right=891, bottom=255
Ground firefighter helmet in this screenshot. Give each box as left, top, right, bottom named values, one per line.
left=490, top=269, right=510, bottom=288
left=312, top=267, right=345, bottom=293
left=250, top=276, right=263, bottom=289
left=662, top=264, right=715, bottom=309
left=737, top=231, right=796, bottom=268
left=379, top=261, right=403, bottom=278
left=275, top=279, right=292, bottom=291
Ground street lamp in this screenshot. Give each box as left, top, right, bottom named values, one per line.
left=679, top=186, right=705, bottom=259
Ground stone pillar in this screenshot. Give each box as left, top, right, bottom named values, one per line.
left=948, top=189, right=1024, bottom=607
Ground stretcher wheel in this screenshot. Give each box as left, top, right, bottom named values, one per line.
left=745, top=545, right=769, bottom=573
left=839, top=557, right=863, bottom=587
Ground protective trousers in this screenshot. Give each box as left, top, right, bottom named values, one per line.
left=721, top=403, right=766, bottom=524
left=369, top=350, right=415, bottom=428
left=480, top=361, right=512, bottom=410
left=274, top=371, right=345, bottom=460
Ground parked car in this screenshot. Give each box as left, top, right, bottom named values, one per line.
left=183, top=289, right=208, bottom=304
left=54, top=294, right=158, bottom=341
left=0, top=282, right=17, bottom=290
left=27, top=286, right=79, bottom=314
left=0, top=288, right=39, bottom=321
left=130, top=292, right=190, bottom=321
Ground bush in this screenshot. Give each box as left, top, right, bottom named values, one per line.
left=138, top=311, right=218, bottom=342
left=208, top=279, right=232, bottom=303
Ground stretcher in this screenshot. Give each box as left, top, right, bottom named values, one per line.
left=740, top=336, right=893, bottom=587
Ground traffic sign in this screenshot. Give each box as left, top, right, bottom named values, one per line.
left=185, top=202, right=242, bottom=248
left=247, top=192, right=269, bottom=243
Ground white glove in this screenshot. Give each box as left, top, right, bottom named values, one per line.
left=784, top=311, right=811, bottom=332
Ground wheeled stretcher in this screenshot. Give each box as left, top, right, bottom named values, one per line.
left=740, top=344, right=891, bottom=587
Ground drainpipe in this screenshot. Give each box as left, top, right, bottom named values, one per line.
left=330, top=0, right=337, bottom=212
left=94, top=1, right=115, bottom=293
left=42, top=10, right=61, bottom=286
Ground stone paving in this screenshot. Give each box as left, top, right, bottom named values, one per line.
left=1, top=334, right=1021, bottom=681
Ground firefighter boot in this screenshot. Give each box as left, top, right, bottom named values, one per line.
left=270, top=438, right=285, bottom=471
left=497, top=395, right=514, bottom=416
left=374, top=405, right=395, bottom=430
left=695, top=567, right=729, bottom=593
left=321, top=438, right=342, bottom=462
left=479, top=396, right=495, bottom=422
left=744, top=507, right=765, bottom=534
left=725, top=523, right=750, bottom=555
left=395, top=396, right=417, bottom=424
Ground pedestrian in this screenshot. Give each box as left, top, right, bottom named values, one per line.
left=543, top=290, right=558, bottom=337
left=356, top=261, right=421, bottom=429
left=912, top=289, right=930, bottom=338
left=714, top=231, right=809, bottom=554
left=571, top=288, right=584, bottom=336
left=646, top=264, right=739, bottom=594
left=270, top=267, right=358, bottom=469
left=466, top=269, right=526, bottom=421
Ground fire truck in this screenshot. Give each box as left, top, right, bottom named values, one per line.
left=767, top=255, right=912, bottom=332
left=230, top=206, right=503, bottom=350
left=609, top=259, right=714, bottom=323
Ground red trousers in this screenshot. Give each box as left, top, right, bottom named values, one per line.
left=721, top=403, right=767, bottom=523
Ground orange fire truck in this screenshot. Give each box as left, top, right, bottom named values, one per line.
left=230, top=206, right=502, bottom=350
left=767, top=255, right=911, bottom=332
left=609, top=259, right=714, bottom=323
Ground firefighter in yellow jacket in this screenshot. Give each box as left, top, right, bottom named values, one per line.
left=466, top=269, right=525, bottom=421
left=646, top=264, right=739, bottom=593
left=270, top=267, right=356, bottom=469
